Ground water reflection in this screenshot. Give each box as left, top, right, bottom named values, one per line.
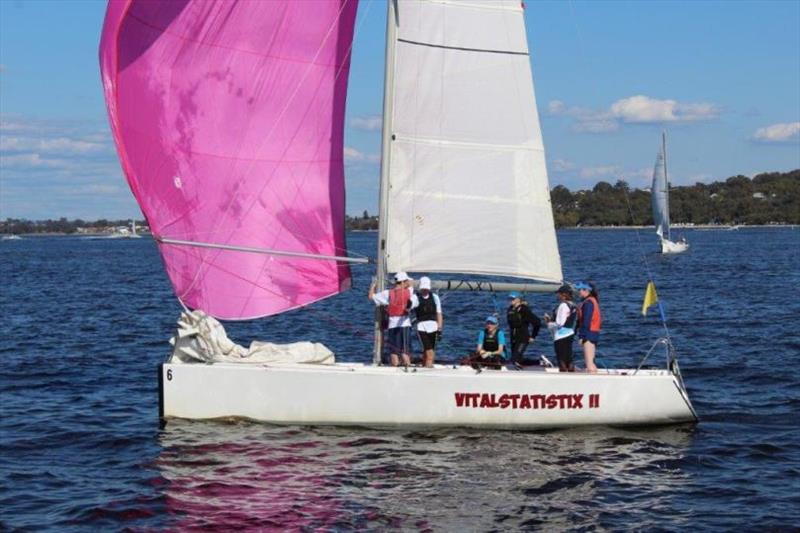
left=156, top=422, right=696, bottom=530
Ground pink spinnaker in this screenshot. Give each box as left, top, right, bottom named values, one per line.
left=99, top=0, right=358, bottom=319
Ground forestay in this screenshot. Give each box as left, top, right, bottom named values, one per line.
left=99, top=0, right=358, bottom=319
left=651, top=139, right=670, bottom=239
left=383, top=0, right=562, bottom=283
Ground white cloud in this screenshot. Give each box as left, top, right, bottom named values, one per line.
left=579, top=165, right=620, bottom=178
left=350, top=115, right=382, bottom=131
left=82, top=184, right=123, bottom=194
left=548, top=95, right=720, bottom=133
left=620, top=167, right=652, bottom=180
left=0, top=115, right=135, bottom=219
left=549, top=158, right=575, bottom=172
left=574, top=119, right=618, bottom=133
left=547, top=100, right=566, bottom=115
left=610, top=95, right=719, bottom=123
left=752, top=122, right=800, bottom=143
left=344, top=146, right=379, bottom=163
left=0, top=153, right=73, bottom=169
left=0, top=136, right=106, bottom=154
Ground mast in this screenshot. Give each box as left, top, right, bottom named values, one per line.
left=373, top=0, right=398, bottom=366
left=662, top=131, right=670, bottom=241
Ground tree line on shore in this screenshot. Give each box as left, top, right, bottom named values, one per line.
left=551, top=169, right=798, bottom=227
left=0, top=218, right=146, bottom=235
left=2, top=170, right=797, bottom=235
left=347, top=170, right=798, bottom=229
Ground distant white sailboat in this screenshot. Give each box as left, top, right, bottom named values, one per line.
left=652, top=133, right=689, bottom=254
left=100, top=0, right=697, bottom=429
left=106, top=220, right=142, bottom=239
left=1, top=234, right=22, bottom=241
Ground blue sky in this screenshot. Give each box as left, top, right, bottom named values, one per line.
left=1, top=0, right=798, bottom=219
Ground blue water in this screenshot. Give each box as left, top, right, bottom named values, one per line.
left=1, top=228, right=799, bottom=530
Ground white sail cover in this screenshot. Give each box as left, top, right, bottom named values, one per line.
left=383, top=0, right=562, bottom=282
left=651, top=145, right=670, bottom=239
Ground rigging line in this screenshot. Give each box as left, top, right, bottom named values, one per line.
left=622, top=186, right=671, bottom=341
left=565, top=3, right=672, bottom=343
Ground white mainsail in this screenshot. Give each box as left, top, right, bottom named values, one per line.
left=381, top=0, right=562, bottom=283
left=651, top=133, right=670, bottom=240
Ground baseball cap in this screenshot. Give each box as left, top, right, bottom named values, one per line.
left=574, top=281, right=591, bottom=291
left=419, top=276, right=431, bottom=290
left=394, top=271, right=411, bottom=283
left=485, top=315, right=499, bottom=324
left=508, top=291, right=521, bottom=299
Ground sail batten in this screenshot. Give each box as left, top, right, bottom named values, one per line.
left=382, top=0, right=562, bottom=282
left=100, top=0, right=358, bottom=320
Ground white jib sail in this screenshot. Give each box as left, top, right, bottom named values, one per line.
left=382, top=0, right=562, bottom=283
left=651, top=140, right=670, bottom=239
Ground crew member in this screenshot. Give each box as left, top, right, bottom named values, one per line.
left=369, top=271, right=414, bottom=366
left=412, top=276, right=443, bottom=368
left=463, top=316, right=506, bottom=368
left=575, top=281, right=601, bottom=373
left=545, top=285, right=577, bottom=372
left=506, top=292, right=541, bottom=366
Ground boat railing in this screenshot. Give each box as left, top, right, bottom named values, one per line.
left=633, top=337, right=676, bottom=375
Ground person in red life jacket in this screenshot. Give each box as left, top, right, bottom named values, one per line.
left=575, top=281, right=601, bottom=373
left=410, top=276, right=443, bottom=368
left=544, top=285, right=578, bottom=372
left=369, top=271, right=414, bottom=366
left=506, top=292, right=541, bottom=367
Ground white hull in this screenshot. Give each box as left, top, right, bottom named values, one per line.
left=660, top=238, right=689, bottom=254
left=160, top=362, right=697, bottom=429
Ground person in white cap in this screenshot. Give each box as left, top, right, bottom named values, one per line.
left=410, top=276, right=443, bottom=367
left=368, top=271, right=414, bottom=366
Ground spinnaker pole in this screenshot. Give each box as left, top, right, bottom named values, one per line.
left=373, top=0, right=398, bottom=366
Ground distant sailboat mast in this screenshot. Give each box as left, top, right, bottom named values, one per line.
left=662, top=131, right=671, bottom=241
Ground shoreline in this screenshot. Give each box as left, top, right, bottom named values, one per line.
left=4, top=224, right=796, bottom=238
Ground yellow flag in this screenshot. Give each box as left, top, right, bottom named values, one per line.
left=642, top=281, right=658, bottom=316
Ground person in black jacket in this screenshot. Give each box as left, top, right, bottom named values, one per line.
left=506, top=292, right=541, bottom=366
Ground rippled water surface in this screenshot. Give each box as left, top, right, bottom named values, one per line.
left=2, top=229, right=799, bottom=530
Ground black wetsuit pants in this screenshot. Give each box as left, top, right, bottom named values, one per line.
left=554, top=336, right=575, bottom=372
left=511, top=340, right=529, bottom=364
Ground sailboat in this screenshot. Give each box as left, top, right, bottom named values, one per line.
left=99, top=0, right=696, bottom=428
left=652, top=133, right=689, bottom=254
left=106, top=220, right=142, bottom=239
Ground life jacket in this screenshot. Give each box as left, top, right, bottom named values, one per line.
left=578, top=296, right=602, bottom=332
left=415, top=294, right=437, bottom=322
left=387, top=287, right=411, bottom=317
left=507, top=305, right=523, bottom=329
left=482, top=329, right=500, bottom=352
left=552, top=301, right=577, bottom=330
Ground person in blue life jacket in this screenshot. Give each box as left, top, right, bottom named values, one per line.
left=575, top=281, right=601, bottom=373
left=506, top=292, right=541, bottom=366
left=544, top=285, right=578, bottom=372
left=369, top=271, right=414, bottom=366
left=462, top=316, right=506, bottom=368
left=410, top=276, right=443, bottom=368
